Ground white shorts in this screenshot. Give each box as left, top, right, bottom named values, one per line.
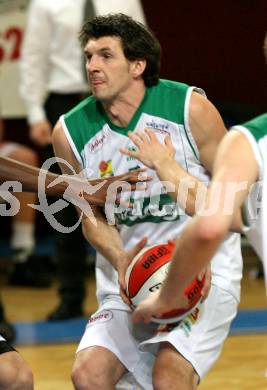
left=77, top=284, right=238, bottom=389
left=0, top=142, right=20, bottom=157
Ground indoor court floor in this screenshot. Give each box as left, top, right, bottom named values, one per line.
left=1, top=243, right=267, bottom=389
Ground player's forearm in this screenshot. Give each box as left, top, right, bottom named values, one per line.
left=0, top=156, right=68, bottom=194
left=82, top=211, right=125, bottom=270
left=153, top=155, right=205, bottom=216
left=159, top=215, right=228, bottom=305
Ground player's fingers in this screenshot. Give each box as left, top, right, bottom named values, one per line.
left=119, top=284, right=131, bottom=305
left=119, top=146, right=138, bottom=158
left=145, top=128, right=157, bottom=142
left=115, top=197, right=134, bottom=208
left=165, top=135, right=175, bottom=157
left=127, top=131, right=143, bottom=149
left=136, top=131, right=149, bottom=144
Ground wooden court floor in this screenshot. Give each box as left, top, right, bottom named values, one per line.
left=1, top=246, right=267, bottom=389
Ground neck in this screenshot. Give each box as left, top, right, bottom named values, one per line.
left=103, top=82, right=146, bottom=127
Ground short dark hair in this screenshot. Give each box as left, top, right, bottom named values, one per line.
left=79, top=13, right=161, bottom=87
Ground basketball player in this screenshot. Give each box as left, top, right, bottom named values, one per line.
left=52, top=14, right=242, bottom=389
left=131, top=112, right=267, bottom=323
left=130, top=33, right=267, bottom=323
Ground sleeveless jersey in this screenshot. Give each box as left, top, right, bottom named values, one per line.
left=60, top=79, right=242, bottom=307
left=231, top=113, right=267, bottom=287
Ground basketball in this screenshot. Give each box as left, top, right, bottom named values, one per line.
left=125, top=242, right=205, bottom=324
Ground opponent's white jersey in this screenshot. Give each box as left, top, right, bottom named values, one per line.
left=61, top=79, right=242, bottom=307
left=232, top=113, right=267, bottom=288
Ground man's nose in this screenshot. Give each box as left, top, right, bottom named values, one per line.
left=87, top=55, right=100, bottom=72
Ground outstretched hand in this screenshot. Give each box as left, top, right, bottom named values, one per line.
left=120, top=128, right=175, bottom=169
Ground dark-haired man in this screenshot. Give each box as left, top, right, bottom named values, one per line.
left=52, top=13, right=242, bottom=390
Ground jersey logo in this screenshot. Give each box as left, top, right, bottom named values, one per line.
left=89, top=128, right=109, bottom=153
left=145, top=119, right=170, bottom=135
left=87, top=310, right=113, bottom=326
left=126, top=146, right=137, bottom=161
left=99, top=160, right=114, bottom=178
left=116, top=194, right=180, bottom=225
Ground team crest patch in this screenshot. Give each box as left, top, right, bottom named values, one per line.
left=87, top=310, right=113, bottom=326
left=99, top=160, right=114, bottom=177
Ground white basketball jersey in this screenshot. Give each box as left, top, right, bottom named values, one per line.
left=61, top=79, right=242, bottom=306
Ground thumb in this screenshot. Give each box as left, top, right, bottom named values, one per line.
left=164, top=135, right=175, bottom=155
left=128, top=237, right=148, bottom=260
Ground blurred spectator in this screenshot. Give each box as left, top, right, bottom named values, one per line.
left=0, top=0, right=50, bottom=286
left=20, top=0, right=146, bottom=321
left=0, top=0, right=50, bottom=344
left=0, top=117, right=51, bottom=287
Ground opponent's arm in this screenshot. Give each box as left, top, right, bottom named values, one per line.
left=52, top=121, right=126, bottom=259
left=120, top=92, right=227, bottom=215
left=133, top=130, right=259, bottom=322
left=52, top=121, right=147, bottom=301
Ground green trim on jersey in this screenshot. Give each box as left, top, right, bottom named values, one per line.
left=242, top=113, right=267, bottom=142
left=63, top=79, right=189, bottom=146
left=63, top=97, right=105, bottom=155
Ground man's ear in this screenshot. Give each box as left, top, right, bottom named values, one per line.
left=131, top=59, right=147, bottom=79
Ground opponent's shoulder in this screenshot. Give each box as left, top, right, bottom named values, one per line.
left=232, top=112, right=267, bottom=142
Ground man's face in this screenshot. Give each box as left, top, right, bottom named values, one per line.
left=84, top=36, right=137, bottom=102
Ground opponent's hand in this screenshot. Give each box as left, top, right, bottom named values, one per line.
left=120, top=128, right=175, bottom=169
left=132, top=291, right=168, bottom=324
left=30, top=120, right=52, bottom=146
left=118, top=237, right=148, bottom=305
left=46, top=168, right=151, bottom=207
left=83, top=169, right=151, bottom=207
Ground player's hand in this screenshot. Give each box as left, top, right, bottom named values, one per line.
left=30, top=120, right=52, bottom=146
left=118, top=237, right=148, bottom=305
left=132, top=291, right=164, bottom=323
left=120, top=128, right=175, bottom=169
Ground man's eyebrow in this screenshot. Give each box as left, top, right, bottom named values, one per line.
left=84, top=47, right=114, bottom=55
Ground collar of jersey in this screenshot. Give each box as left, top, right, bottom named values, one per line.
left=97, top=87, right=149, bottom=136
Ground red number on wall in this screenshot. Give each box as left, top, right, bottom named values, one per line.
left=0, top=26, right=23, bottom=63
left=5, top=27, right=23, bottom=60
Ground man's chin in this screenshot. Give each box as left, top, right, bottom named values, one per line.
left=94, top=94, right=112, bottom=103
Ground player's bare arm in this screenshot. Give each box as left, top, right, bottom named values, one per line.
left=135, top=130, right=260, bottom=317
left=120, top=92, right=227, bottom=215
left=52, top=121, right=147, bottom=302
